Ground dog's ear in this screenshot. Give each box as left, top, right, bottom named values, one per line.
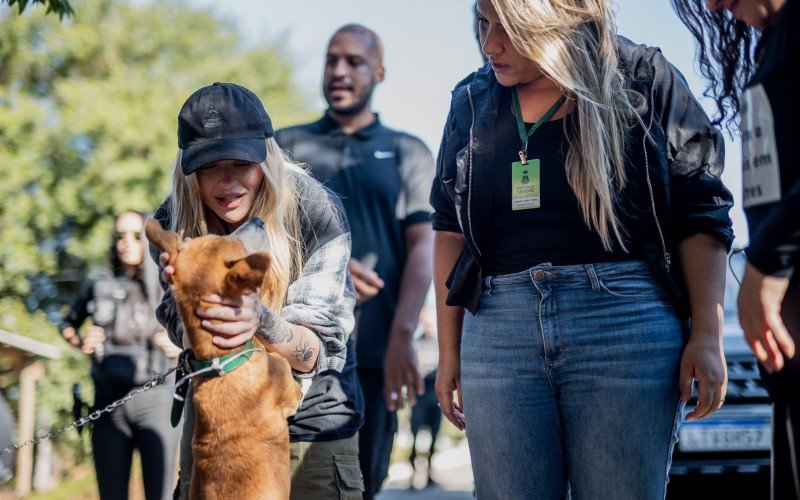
left=144, top=218, right=179, bottom=268
left=224, top=253, right=270, bottom=294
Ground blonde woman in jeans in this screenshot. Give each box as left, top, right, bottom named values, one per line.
left=430, top=0, right=734, bottom=497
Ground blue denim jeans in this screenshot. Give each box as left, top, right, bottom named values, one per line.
left=461, top=261, right=685, bottom=500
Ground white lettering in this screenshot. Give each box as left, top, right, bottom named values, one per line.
left=741, top=85, right=781, bottom=208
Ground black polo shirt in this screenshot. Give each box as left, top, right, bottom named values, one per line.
left=277, top=113, right=435, bottom=369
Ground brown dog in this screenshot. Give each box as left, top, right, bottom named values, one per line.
left=146, top=217, right=301, bottom=500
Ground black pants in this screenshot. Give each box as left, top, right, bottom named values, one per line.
left=92, top=385, right=181, bottom=500
left=357, top=367, right=396, bottom=500
left=760, top=276, right=800, bottom=500
left=409, top=374, right=441, bottom=476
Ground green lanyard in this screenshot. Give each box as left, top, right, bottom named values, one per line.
left=511, top=87, right=567, bottom=164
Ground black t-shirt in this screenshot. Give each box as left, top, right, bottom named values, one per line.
left=482, top=88, right=636, bottom=275
left=741, top=0, right=800, bottom=277
left=277, top=114, right=435, bottom=369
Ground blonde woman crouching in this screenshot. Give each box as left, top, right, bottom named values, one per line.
left=152, top=83, right=363, bottom=499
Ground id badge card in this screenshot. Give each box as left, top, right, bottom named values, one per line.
left=511, top=159, right=540, bottom=210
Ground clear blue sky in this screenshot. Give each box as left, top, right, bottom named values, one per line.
left=186, top=0, right=747, bottom=245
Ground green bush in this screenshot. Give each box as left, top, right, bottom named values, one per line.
left=0, top=0, right=313, bottom=468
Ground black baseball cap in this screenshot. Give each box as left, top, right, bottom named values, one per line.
left=177, top=82, right=274, bottom=175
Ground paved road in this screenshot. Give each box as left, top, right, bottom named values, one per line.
left=375, top=428, right=474, bottom=500
left=377, top=488, right=473, bottom=500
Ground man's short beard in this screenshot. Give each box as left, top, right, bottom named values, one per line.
left=325, top=81, right=376, bottom=117
left=328, top=94, right=371, bottom=116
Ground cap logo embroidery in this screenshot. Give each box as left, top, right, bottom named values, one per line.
left=203, top=106, right=222, bottom=129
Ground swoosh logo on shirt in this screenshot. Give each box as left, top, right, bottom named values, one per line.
left=373, top=150, right=396, bottom=159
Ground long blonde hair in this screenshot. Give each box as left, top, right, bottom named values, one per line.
left=168, top=138, right=304, bottom=310
left=491, top=0, right=644, bottom=251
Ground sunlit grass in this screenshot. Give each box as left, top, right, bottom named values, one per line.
left=1, top=452, right=148, bottom=500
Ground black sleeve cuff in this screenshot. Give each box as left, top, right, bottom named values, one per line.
left=746, top=241, right=796, bottom=278
left=431, top=212, right=462, bottom=234
left=400, top=211, right=432, bottom=230
left=675, top=226, right=735, bottom=253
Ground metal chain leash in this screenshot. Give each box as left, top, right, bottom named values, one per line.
left=0, top=365, right=179, bottom=457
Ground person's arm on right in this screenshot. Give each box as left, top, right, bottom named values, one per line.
left=434, top=230, right=466, bottom=431
left=738, top=177, right=800, bottom=371
left=735, top=8, right=800, bottom=372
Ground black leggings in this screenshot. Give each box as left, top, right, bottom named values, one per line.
left=91, top=385, right=180, bottom=500
left=409, top=374, right=442, bottom=471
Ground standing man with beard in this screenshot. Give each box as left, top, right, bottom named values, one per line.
left=276, top=24, right=435, bottom=499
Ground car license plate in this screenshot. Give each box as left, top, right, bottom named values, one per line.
left=679, top=419, right=771, bottom=452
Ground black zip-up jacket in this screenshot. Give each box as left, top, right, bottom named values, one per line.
left=430, top=37, right=734, bottom=319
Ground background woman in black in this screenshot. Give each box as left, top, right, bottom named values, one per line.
left=60, top=211, right=180, bottom=500
left=673, top=0, right=800, bottom=497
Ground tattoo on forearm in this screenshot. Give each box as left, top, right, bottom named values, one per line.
left=293, top=341, right=315, bottom=362
left=256, top=304, right=293, bottom=344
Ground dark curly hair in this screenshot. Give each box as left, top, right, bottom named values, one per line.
left=671, top=0, right=768, bottom=135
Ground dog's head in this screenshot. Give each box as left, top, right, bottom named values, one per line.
left=145, top=217, right=272, bottom=356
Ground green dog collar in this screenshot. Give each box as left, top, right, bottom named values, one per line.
left=170, top=341, right=260, bottom=427
left=185, top=340, right=258, bottom=377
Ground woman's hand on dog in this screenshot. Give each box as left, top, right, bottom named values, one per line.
left=159, top=252, right=175, bottom=284
left=195, top=293, right=261, bottom=348
left=161, top=251, right=268, bottom=349
left=158, top=242, right=190, bottom=284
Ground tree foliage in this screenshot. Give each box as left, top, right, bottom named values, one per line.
left=1, top=0, right=73, bottom=19
left=0, top=0, right=312, bottom=463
